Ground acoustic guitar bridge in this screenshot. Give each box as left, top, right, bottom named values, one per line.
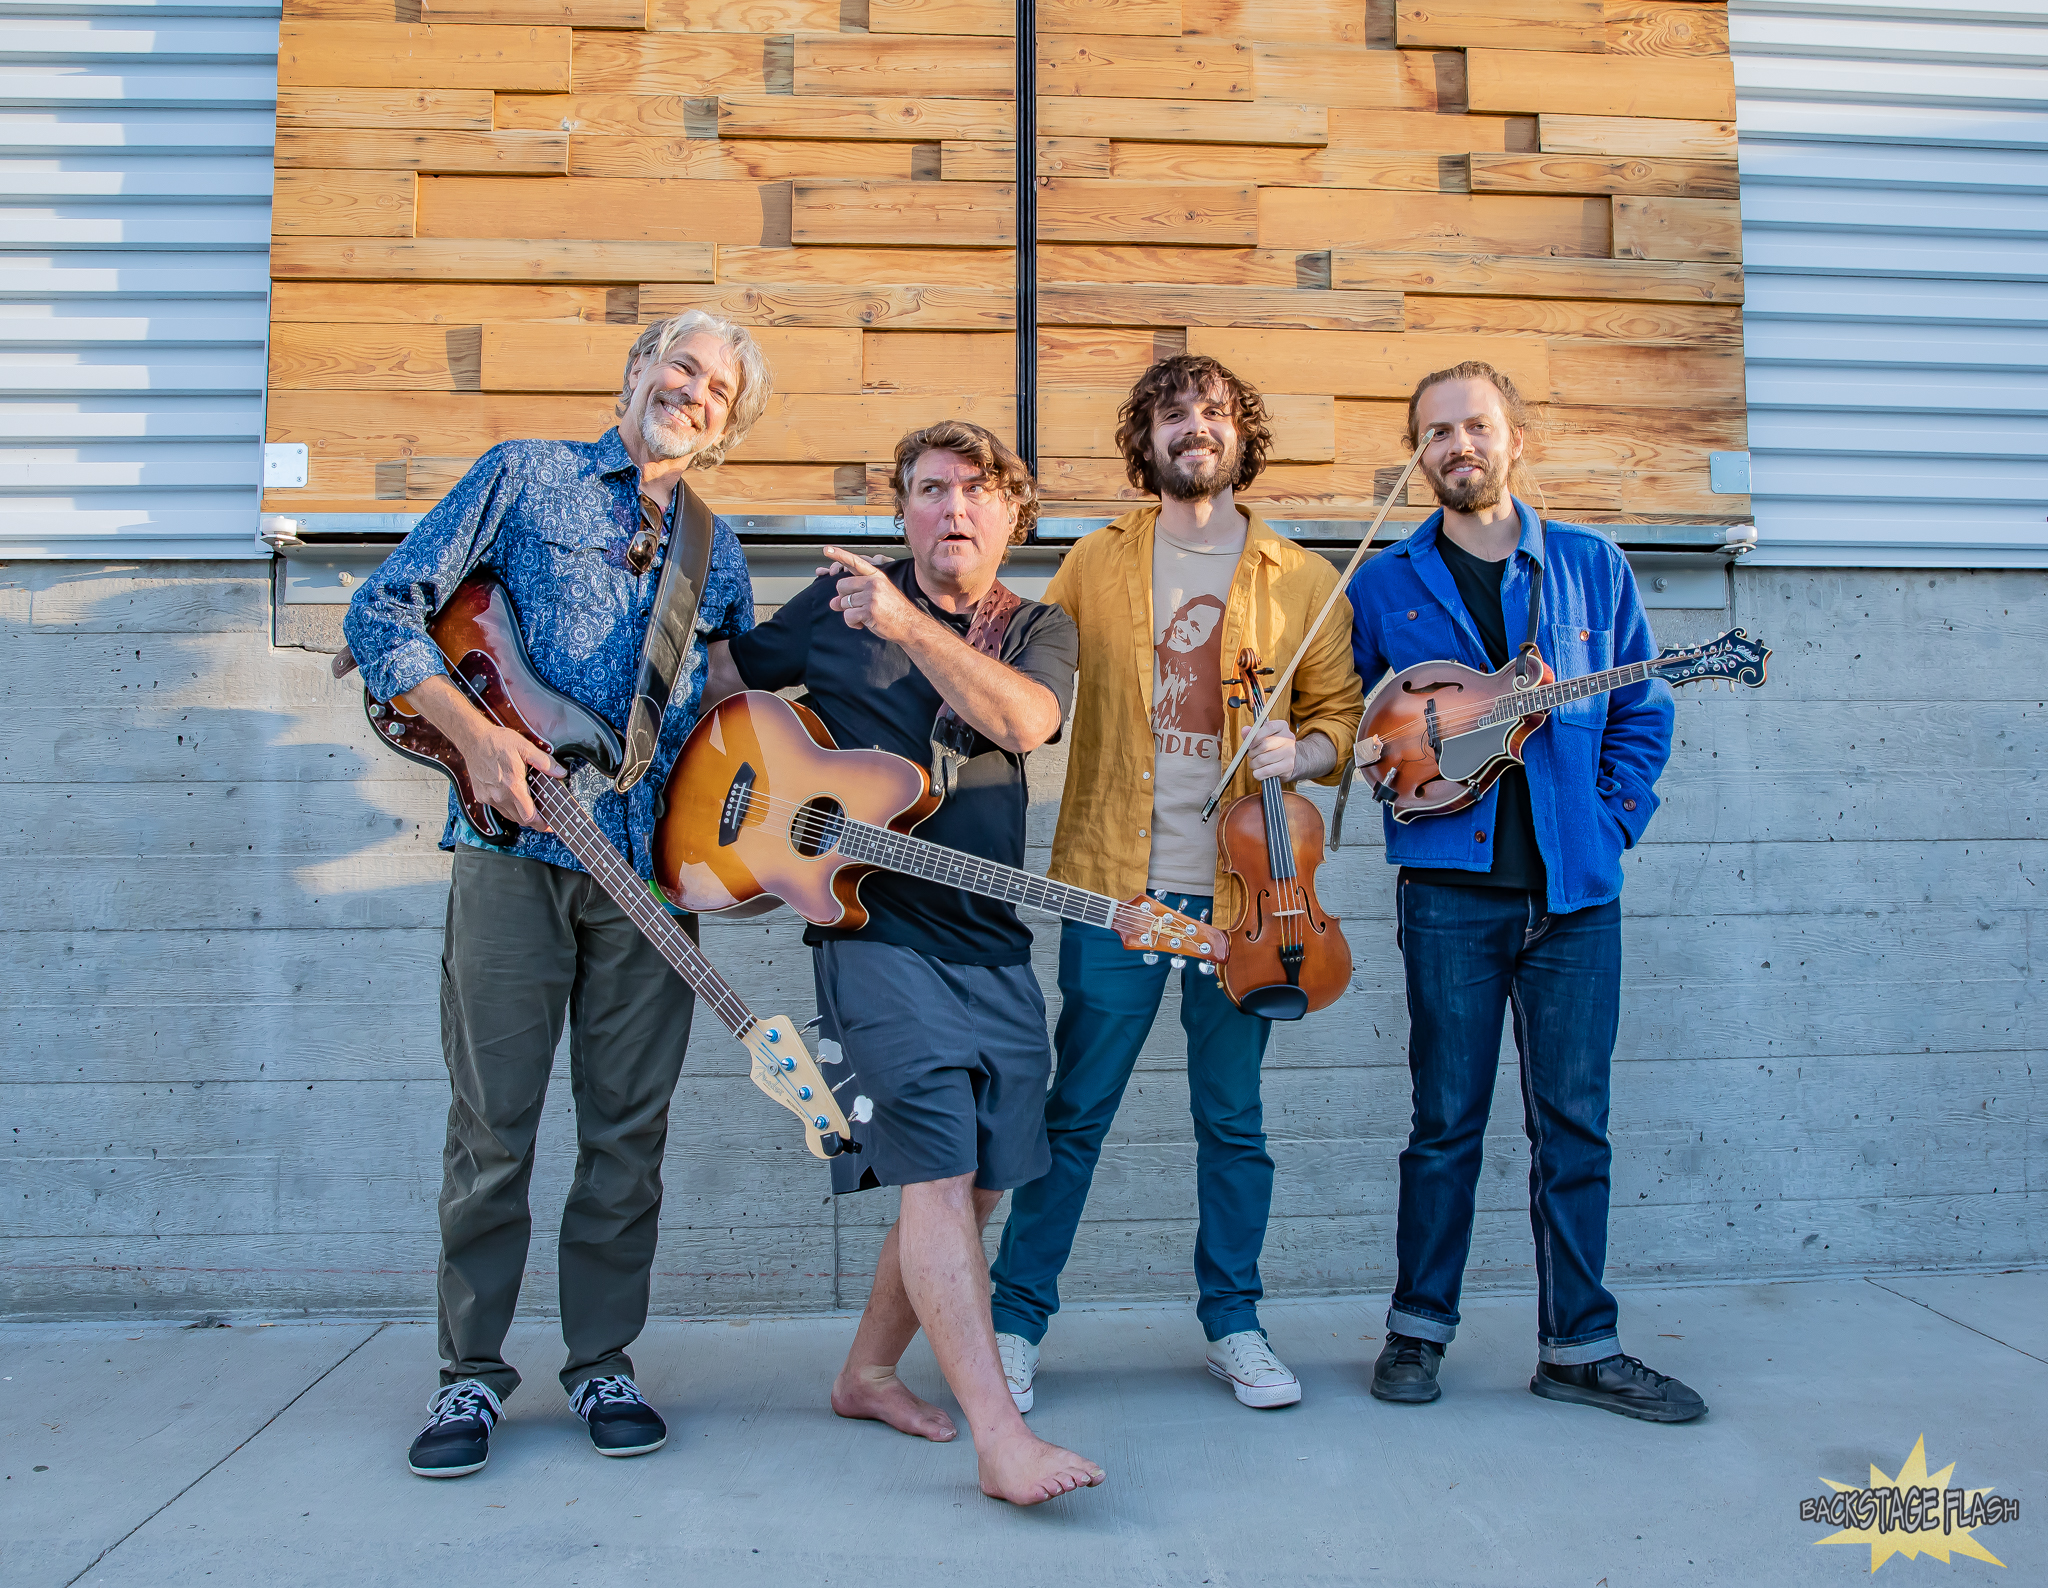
left=719, top=762, right=756, bottom=847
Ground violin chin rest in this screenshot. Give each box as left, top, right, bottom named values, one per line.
left=1235, top=984, right=1310, bottom=1023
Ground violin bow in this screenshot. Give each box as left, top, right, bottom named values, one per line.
left=1199, top=431, right=1439, bottom=823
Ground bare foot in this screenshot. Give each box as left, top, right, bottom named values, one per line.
left=977, top=1431, right=1106, bottom=1506
left=831, top=1364, right=957, bottom=1442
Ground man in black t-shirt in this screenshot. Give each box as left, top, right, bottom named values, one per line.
left=703, top=421, right=1100, bottom=1507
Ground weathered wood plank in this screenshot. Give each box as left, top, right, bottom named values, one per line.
left=275, top=128, right=568, bottom=176
left=646, top=0, right=837, bottom=27
left=1186, top=327, right=1549, bottom=397
left=418, top=0, right=644, bottom=23
left=1254, top=43, right=1463, bottom=111
left=1260, top=190, right=1611, bottom=256
left=573, top=32, right=791, bottom=95
left=270, top=169, right=415, bottom=239
left=495, top=92, right=715, bottom=135
left=265, top=390, right=618, bottom=452
left=17, top=568, right=269, bottom=634
left=269, top=281, right=618, bottom=323
left=1470, top=152, right=1737, bottom=200
left=791, top=179, right=1013, bottom=246
left=1038, top=35, right=1255, bottom=101
left=277, top=22, right=573, bottom=92
left=724, top=393, right=1017, bottom=462
left=1606, top=0, right=1727, bottom=59
left=416, top=175, right=792, bottom=246
left=568, top=136, right=934, bottom=181
left=940, top=138, right=1113, bottom=182
left=1330, top=248, right=1740, bottom=304
left=1037, top=96, right=1326, bottom=147
left=268, top=323, right=481, bottom=391
left=1403, top=295, right=1741, bottom=345
left=1036, top=243, right=1323, bottom=286
left=643, top=281, right=1013, bottom=328
left=1037, top=327, right=1188, bottom=389
left=1467, top=48, right=1735, bottom=120
left=1612, top=194, right=1742, bottom=262
left=1327, top=109, right=1537, bottom=152
left=478, top=323, right=861, bottom=394
left=714, top=243, right=1014, bottom=288
left=793, top=37, right=1015, bottom=99
left=1041, top=389, right=1335, bottom=460
left=1181, top=0, right=1379, bottom=45
left=866, top=0, right=1182, bottom=32
left=1396, top=0, right=1605, bottom=52
left=404, top=456, right=866, bottom=507
left=1110, top=143, right=1460, bottom=193
left=716, top=95, right=1015, bottom=142
left=1539, top=113, right=1736, bottom=159
left=859, top=331, right=1014, bottom=395
left=1038, top=180, right=1258, bottom=246
left=270, top=238, right=715, bottom=283
left=275, top=87, right=495, bottom=131
left=1038, top=283, right=1401, bottom=332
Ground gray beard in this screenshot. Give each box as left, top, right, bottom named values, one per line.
left=1156, top=440, right=1238, bottom=502
left=640, top=401, right=706, bottom=463
left=1430, top=453, right=1511, bottom=513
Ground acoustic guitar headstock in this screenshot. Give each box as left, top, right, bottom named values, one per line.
left=1653, top=627, right=1771, bottom=690
left=1114, top=894, right=1231, bottom=971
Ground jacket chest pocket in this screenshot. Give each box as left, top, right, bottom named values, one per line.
left=1378, top=604, right=1461, bottom=670
left=1546, top=622, right=1612, bottom=727
left=537, top=528, right=626, bottom=614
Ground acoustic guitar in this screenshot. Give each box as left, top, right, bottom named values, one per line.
left=1355, top=626, right=1770, bottom=823
left=655, top=691, right=1231, bottom=970
left=356, top=575, right=861, bottom=1161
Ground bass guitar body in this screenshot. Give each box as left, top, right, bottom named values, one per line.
left=1359, top=654, right=1551, bottom=825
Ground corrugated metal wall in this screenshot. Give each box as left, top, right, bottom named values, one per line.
left=1731, top=0, right=2048, bottom=568
left=0, top=0, right=278, bottom=560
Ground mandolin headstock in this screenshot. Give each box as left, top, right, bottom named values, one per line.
left=1114, top=894, right=1231, bottom=966
left=1653, top=627, right=1771, bottom=690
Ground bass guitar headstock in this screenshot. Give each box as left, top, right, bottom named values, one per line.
left=739, top=1015, right=858, bottom=1160
left=1113, top=894, right=1231, bottom=974
left=1653, top=627, right=1770, bottom=690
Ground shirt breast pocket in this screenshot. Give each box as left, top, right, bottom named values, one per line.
left=535, top=528, right=622, bottom=613
left=1378, top=604, right=1460, bottom=670
left=1547, top=622, right=1612, bottom=727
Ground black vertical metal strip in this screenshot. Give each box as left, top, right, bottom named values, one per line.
left=1014, top=0, right=1038, bottom=506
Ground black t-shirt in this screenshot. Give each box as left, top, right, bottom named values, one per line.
left=726, top=559, right=1080, bottom=966
left=1401, top=535, right=1548, bottom=896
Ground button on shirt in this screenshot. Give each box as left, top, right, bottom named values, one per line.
left=342, top=428, right=755, bottom=881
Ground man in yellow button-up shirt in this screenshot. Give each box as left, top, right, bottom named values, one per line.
left=989, top=355, right=1364, bottom=1415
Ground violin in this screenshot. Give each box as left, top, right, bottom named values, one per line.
left=1215, top=648, right=1353, bottom=1021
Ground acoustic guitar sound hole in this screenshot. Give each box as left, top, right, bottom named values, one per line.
left=791, top=796, right=846, bottom=859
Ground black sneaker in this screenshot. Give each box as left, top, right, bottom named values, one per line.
left=407, top=1380, right=502, bottom=1478
left=1531, top=1354, right=1708, bottom=1423
left=570, top=1374, right=668, bottom=1457
left=1370, top=1333, right=1445, bottom=1404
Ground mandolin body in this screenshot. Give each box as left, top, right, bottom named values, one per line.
left=1356, top=652, right=1553, bottom=825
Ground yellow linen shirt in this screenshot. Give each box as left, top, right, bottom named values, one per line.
left=1044, top=503, right=1365, bottom=927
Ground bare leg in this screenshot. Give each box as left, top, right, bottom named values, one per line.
left=831, top=1215, right=959, bottom=1442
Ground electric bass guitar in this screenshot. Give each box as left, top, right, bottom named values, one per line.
left=354, top=574, right=860, bottom=1160
left=1354, top=626, right=1770, bottom=823
left=654, top=691, right=1231, bottom=971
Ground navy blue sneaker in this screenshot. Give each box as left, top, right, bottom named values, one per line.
left=570, top=1374, right=668, bottom=1457
left=407, top=1380, right=502, bottom=1478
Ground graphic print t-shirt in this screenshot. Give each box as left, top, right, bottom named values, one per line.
left=1146, top=519, right=1245, bottom=896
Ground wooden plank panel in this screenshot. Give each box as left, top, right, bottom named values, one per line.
left=265, top=391, right=613, bottom=454
left=866, top=0, right=1008, bottom=33
left=1038, top=283, right=1401, bottom=331
left=1112, top=143, right=1461, bottom=192
left=1036, top=244, right=1322, bottom=286
left=569, top=136, right=934, bottom=180
left=416, top=175, right=792, bottom=246
left=270, top=238, right=715, bottom=282
left=1606, top=1, right=1727, bottom=59
left=268, top=324, right=481, bottom=391
left=271, top=282, right=617, bottom=323
left=271, top=169, right=415, bottom=238
left=793, top=38, right=1016, bottom=99
left=1255, top=45, right=1463, bottom=112
left=646, top=282, right=1013, bottom=328
left=791, top=180, right=1013, bottom=246
left=714, top=244, right=1014, bottom=287
left=1402, top=295, right=1742, bottom=345
left=275, top=129, right=568, bottom=176
left=276, top=88, right=494, bottom=130
left=1181, top=0, right=1376, bottom=45
left=861, top=331, right=1016, bottom=394
left=733, top=393, right=1016, bottom=461
left=573, top=33, right=790, bottom=95
left=1396, top=0, right=1604, bottom=52
left=1185, top=328, right=1549, bottom=398
left=1466, top=49, right=1735, bottom=120
left=1538, top=114, right=1735, bottom=159
left=496, top=94, right=713, bottom=135
left=717, top=95, right=1015, bottom=142
left=1041, top=389, right=1334, bottom=460
left=1039, top=327, right=1188, bottom=389
left=1035, top=456, right=1149, bottom=500
left=1331, top=248, right=1741, bottom=303
left=478, top=323, right=861, bottom=393
left=1038, top=180, right=1258, bottom=246
left=1037, top=97, right=1325, bottom=146
left=1525, top=403, right=1749, bottom=469
left=1545, top=343, right=1744, bottom=407
left=418, top=0, right=644, bottom=22
left=1038, top=35, right=1255, bottom=101
left=941, top=139, right=1113, bottom=181
left=1470, top=153, right=1737, bottom=200
left=647, top=0, right=838, bottom=28
left=1326, top=109, right=1537, bottom=152
left=1612, top=195, right=1742, bottom=262
left=277, top=23, right=572, bottom=92
left=695, top=462, right=870, bottom=504
left=1260, top=190, right=1610, bottom=255
left=1042, top=0, right=1180, bottom=34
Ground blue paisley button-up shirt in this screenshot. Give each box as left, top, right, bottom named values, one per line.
left=343, top=427, right=754, bottom=881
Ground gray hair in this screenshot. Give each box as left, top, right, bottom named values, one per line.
left=615, top=310, right=772, bottom=468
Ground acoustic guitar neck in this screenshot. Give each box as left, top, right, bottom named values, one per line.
left=832, top=815, right=1127, bottom=932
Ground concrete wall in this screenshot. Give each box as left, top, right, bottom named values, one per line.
left=4, top=559, right=2041, bottom=1320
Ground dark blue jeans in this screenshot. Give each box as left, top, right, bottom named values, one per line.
left=1391, top=878, right=1623, bottom=1365
left=990, top=894, right=1274, bottom=1344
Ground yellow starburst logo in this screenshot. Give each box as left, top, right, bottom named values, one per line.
left=1803, top=1436, right=2017, bottom=1572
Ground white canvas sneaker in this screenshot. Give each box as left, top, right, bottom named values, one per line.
left=996, top=1331, right=1039, bottom=1414
left=1205, top=1330, right=1302, bottom=1409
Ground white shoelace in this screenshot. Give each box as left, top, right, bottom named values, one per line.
left=997, top=1335, right=1036, bottom=1390
left=571, top=1374, right=649, bottom=1419
left=422, top=1380, right=501, bottom=1435
left=1218, top=1332, right=1291, bottom=1383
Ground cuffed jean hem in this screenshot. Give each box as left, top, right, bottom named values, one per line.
left=990, top=1308, right=1046, bottom=1347
left=1539, top=1333, right=1621, bottom=1366
left=1387, top=1306, right=1456, bottom=1346
left=1203, top=1311, right=1263, bottom=1345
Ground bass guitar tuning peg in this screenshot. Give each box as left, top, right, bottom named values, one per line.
left=1142, top=952, right=1159, bottom=966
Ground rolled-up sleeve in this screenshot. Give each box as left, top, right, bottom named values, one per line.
left=1288, top=579, right=1365, bottom=787
left=343, top=448, right=518, bottom=703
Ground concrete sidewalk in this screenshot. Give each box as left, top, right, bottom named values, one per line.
left=6, top=1272, right=2043, bottom=1588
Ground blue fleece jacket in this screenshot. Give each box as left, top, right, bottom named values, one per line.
left=1345, top=500, right=1673, bottom=915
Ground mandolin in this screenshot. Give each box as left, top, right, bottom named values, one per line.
left=654, top=691, right=1231, bottom=970
left=356, top=574, right=861, bottom=1161
left=1355, top=626, right=1770, bottom=823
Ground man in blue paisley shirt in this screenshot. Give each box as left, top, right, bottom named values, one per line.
left=344, top=310, right=770, bottom=1479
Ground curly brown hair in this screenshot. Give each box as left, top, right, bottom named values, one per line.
left=1114, top=354, right=1272, bottom=497
left=889, top=419, right=1038, bottom=545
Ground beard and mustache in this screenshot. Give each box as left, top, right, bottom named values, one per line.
left=1424, top=444, right=1513, bottom=513
left=639, top=389, right=713, bottom=462
left=1154, top=429, right=1241, bottom=502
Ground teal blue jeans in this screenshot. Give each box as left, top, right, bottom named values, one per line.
left=989, top=894, right=1274, bottom=1345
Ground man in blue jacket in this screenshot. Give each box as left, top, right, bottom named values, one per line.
left=1346, top=360, right=1706, bottom=1423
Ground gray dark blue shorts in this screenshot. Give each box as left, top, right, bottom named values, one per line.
left=814, top=939, right=1053, bottom=1194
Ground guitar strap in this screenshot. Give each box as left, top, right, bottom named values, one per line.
left=1516, top=526, right=1545, bottom=679
left=929, top=577, right=1023, bottom=796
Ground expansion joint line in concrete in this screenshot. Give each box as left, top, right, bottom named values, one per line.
left=1865, top=1277, right=2048, bottom=1368
left=62, top=1322, right=389, bottom=1587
